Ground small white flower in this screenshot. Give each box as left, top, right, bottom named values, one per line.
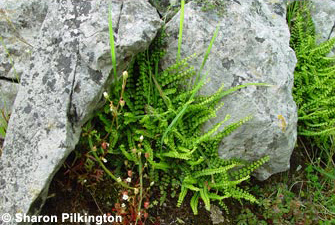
left=103, top=92, right=109, bottom=99
left=102, top=157, right=107, bottom=163
left=134, top=188, right=139, bottom=195
left=121, top=203, right=126, bottom=208
left=122, top=194, right=129, bottom=201
left=150, top=181, right=154, bottom=186
left=83, top=179, right=87, bottom=183
left=116, top=177, right=122, bottom=183
left=126, top=177, right=131, bottom=183
left=139, top=135, right=144, bottom=142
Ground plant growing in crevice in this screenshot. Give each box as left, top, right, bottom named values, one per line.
left=75, top=1, right=270, bottom=221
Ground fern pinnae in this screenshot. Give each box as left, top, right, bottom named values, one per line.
left=228, top=186, right=258, bottom=203
left=120, top=144, right=137, bottom=163
left=187, top=157, right=205, bottom=166
left=194, top=164, right=238, bottom=178
left=199, top=187, right=211, bottom=211
left=190, top=192, right=200, bottom=215
left=212, top=116, right=252, bottom=141
left=195, top=115, right=230, bottom=145
left=209, top=175, right=250, bottom=188
left=299, top=127, right=335, bottom=137
left=183, top=183, right=201, bottom=191
left=149, top=160, right=170, bottom=171
left=208, top=192, right=226, bottom=200
left=177, top=185, right=188, bottom=207
left=310, top=37, right=335, bottom=56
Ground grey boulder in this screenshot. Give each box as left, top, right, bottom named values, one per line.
left=0, top=0, right=49, bottom=139
left=0, top=0, right=161, bottom=222
left=161, top=1, right=297, bottom=180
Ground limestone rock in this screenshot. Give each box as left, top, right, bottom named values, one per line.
left=0, top=0, right=49, bottom=139
left=0, top=0, right=161, bottom=223
left=310, top=0, right=335, bottom=54
left=0, top=0, right=48, bottom=80
left=162, top=1, right=297, bottom=180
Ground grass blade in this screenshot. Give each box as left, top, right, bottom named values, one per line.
left=195, top=24, right=220, bottom=84
left=177, top=0, right=185, bottom=61
left=108, top=4, right=117, bottom=82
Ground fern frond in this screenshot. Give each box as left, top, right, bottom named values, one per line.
left=190, top=192, right=200, bottom=215
left=120, top=144, right=137, bottom=163
left=199, top=187, right=211, bottom=211
left=228, top=186, right=258, bottom=203
left=209, top=175, right=250, bottom=188
left=194, top=164, right=238, bottom=178
left=187, top=157, right=205, bottom=166
left=177, top=185, right=188, bottom=207
left=310, top=37, right=335, bottom=56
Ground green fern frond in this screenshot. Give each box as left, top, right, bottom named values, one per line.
left=209, top=175, right=250, bottom=188
left=199, top=187, right=211, bottom=211
left=120, top=144, right=137, bottom=163
left=310, top=37, right=335, bottom=56
left=190, top=192, right=200, bottom=215
left=208, top=192, right=226, bottom=200
left=183, top=183, right=201, bottom=191
left=149, top=160, right=170, bottom=171
left=162, top=149, right=196, bottom=160
left=177, top=185, right=188, bottom=207
left=194, top=164, right=238, bottom=178
left=228, top=186, right=258, bottom=203
left=187, top=157, right=205, bottom=166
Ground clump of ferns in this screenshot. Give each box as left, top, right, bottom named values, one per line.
left=81, top=1, right=270, bottom=218
left=83, top=28, right=270, bottom=215
left=288, top=1, right=335, bottom=148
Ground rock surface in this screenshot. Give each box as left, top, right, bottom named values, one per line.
left=0, top=0, right=161, bottom=222
left=161, top=1, right=297, bottom=180
left=0, top=81, right=17, bottom=138
left=310, top=0, right=335, bottom=54
left=0, top=0, right=49, bottom=138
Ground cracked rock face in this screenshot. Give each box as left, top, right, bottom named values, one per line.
left=0, top=0, right=161, bottom=222
left=161, top=1, right=297, bottom=180
left=310, top=0, right=335, bottom=55
left=0, top=0, right=49, bottom=138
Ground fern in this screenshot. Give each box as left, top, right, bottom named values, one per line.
left=177, top=185, right=188, bottom=207
left=288, top=1, right=335, bottom=150
left=190, top=192, right=200, bottom=215
left=78, top=16, right=270, bottom=217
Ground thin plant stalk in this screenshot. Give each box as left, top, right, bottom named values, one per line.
left=177, top=0, right=185, bottom=61
left=108, top=4, right=117, bottom=83
left=135, top=153, right=143, bottom=225
left=194, top=25, right=220, bottom=85
left=88, top=132, right=133, bottom=189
